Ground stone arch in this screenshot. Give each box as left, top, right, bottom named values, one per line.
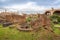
left=45, top=11, right=51, bottom=16
left=53, top=11, right=60, bottom=15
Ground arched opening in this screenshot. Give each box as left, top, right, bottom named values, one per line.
left=45, top=11, right=51, bottom=15
left=53, top=11, right=60, bottom=15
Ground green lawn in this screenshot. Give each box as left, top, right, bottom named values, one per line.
left=0, top=24, right=42, bottom=40
left=0, top=24, right=34, bottom=40
left=0, top=24, right=60, bottom=40
left=53, top=24, right=60, bottom=35
left=54, top=24, right=60, bottom=27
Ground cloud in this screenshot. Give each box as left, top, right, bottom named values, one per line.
left=4, top=2, right=50, bottom=11
left=0, top=0, right=8, bottom=2
left=52, top=0, right=60, bottom=5
left=1, top=0, right=60, bottom=12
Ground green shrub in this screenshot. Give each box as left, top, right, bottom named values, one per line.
left=26, top=17, right=32, bottom=22
left=50, top=14, right=60, bottom=24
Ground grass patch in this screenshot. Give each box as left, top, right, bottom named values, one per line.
left=53, top=27, right=60, bottom=35
left=0, top=25, right=33, bottom=40
left=54, top=24, right=60, bottom=27
left=0, top=24, right=60, bottom=40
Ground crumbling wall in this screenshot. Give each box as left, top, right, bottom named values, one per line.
left=5, top=15, right=26, bottom=24
left=45, top=9, right=60, bottom=16
left=0, top=12, right=53, bottom=31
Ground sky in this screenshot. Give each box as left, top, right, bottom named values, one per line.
left=0, top=0, right=60, bottom=11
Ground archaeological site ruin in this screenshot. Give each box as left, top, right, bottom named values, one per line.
left=45, top=8, right=60, bottom=16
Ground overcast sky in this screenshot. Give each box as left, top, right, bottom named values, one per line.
left=0, top=0, right=60, bottom=11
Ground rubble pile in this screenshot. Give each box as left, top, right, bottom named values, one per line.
left=0, top=12, right=53, bottom=32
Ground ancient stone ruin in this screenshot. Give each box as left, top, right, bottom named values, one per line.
left=0, top=12, right=53, bottom=32
left=45, top=8, right=60, bottom=16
